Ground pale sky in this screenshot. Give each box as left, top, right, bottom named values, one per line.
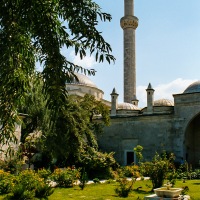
left=71, top=1, right=200, bottom=108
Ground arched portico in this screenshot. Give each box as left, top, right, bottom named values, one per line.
left=184, top=113, right=200, bottom=167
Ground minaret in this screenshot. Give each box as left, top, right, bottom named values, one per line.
left=110, top=88, right=119, bottom=116
left=120, top=0, right=138, bottom=105
left=146, top=83, right=154, bottom=113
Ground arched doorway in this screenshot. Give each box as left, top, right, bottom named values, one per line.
left=184, top=114, right=200, bottom=167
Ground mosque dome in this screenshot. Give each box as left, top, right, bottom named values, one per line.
left=118, top=102, right=140, bottom=110
left=154, top=99, right=174, bottom=106
left=183, top=81, right=200, bottom=94
left=69, top=73, right=97, bottom=88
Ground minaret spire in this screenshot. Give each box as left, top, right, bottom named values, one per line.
left=120, top=0, right=138, bottom=105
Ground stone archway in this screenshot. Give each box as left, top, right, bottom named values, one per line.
left=184, top=114, right=200, bottom=167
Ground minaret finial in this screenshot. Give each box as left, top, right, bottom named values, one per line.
left=147, top=83, right=153, bottom=90
left=120, top=0, right=139, bottom=104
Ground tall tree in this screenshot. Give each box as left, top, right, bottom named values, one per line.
left=19, top=76, right=113, bottom=169
left=19, top=72, right=50, bottom=143
left=20, top=73, right=110, bottom=167
left=0, top=0, right=115, bottom=145
left=42, top=94, right=111, bottom=166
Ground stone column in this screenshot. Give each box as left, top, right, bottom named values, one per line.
left=120, top=0, right=138, bottom=105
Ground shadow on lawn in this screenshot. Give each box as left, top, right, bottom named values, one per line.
left=192, top=182, right=200, bottom=185
left=133, top=188, right=152, bottom=195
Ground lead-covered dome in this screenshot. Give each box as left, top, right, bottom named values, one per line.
left=69, top=73, right=97, bottom=88
left=154, top=99, right=174, bottom=106
left=118, top=102, right=140, bottom=110
left=183, top=81, right=200, bottom=94
left=66, top=73, right=104, bottom=100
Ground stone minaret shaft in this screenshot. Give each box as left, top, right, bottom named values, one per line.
left=120, top=0, right=138, bottom=104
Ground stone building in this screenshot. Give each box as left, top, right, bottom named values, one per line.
left=66, top=0, right=200, bottom=167
left=68, top=72, right=200, bottom=166
left=98, top=81, right=200, bottom=166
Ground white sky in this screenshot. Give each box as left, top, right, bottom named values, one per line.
left=70, top=0, right=200, bottom=108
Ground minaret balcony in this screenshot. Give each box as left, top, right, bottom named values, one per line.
left=120, top=16, right=138, bottom=30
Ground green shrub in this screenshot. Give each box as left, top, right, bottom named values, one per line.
left=176, top=162, right=195, bottom=180
left=79, top=168, right=88, bottom=190
left=0, top=170, right=14, bottom=195
left=194, top=169, right=200, bottom=179
left=35, top=182, right=54, bottom=199
left=134, top=145, right=143, bottom=163
left=121, top=165, right=140, bottom=178
left=181, top=186, right=189, bottom=195
left=37, top=168, right=52, bottom=180
left=140, top=152, right=175, bottom=189
left=4, top=184, right=34, bottom=200
left=93, top=178, right=100, bottom=184
left=0, top=179, right=12, bottom=195
left=115, top=178, right=135, bottom=197
left=166, top=170, right=177, bottom=186
left=80, top=149, right=118, bottom=179
left=106, top=179, right=115, bottom=184
left=0, top=158, right=23, bottom=174
left=5, top=169, right=54, bottom=200
left=50, top=168, right=80, bottom=188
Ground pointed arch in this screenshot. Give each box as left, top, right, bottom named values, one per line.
left=184, top=112, right=200, bottom=167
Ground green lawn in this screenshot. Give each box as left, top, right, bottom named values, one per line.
left=174, top=179, right=200, bottom=200
left=48, top=179, right=200, bottom=200
left=49, top=180, right=152, bottom=200
left=1, top=179, right=200, bottom=200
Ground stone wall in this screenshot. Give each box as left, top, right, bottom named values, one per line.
left=98, top=114, right=174, bottom=165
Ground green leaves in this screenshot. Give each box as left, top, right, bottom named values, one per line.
left=40, top=94, right=110, bottom=166
left=0, top=0, right=115, bottom=148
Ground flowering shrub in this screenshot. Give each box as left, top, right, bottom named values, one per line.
left=5, top=184, right=35, bottom=200
left=50, top=168, right=80, bottom=188
left=37, top=168, right=52, bottom=180
left=5, top=169, right=54, bottom=200
left=35, top=181, right=54, bottom=199
left=0, top=158, right=23, bottom=174
left=0, top=170, right=14, bottom=195
left=175, top=162, right=200, bottom=180
left=121, top=165, right=140, bottom=178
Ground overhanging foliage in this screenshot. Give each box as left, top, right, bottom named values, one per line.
left=0, top=0, right=115, bottom=145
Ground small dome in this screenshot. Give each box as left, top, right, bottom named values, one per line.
left=183, top=81, right=200, bottom=94
left=69, top=73, right=97, bottom=88
left=154, top=99, right=174, bottom=106
left=118, top=102, right=140, bottom=110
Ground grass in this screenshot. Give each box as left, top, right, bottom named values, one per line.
left=48, top=180, right=152, bottom=200
left=175, top=179, right=200, bottom=200
left=48, top=179, right=200, bottom=200
left=0, top=179, right=200, bottom=199
left=49, top=179, right=200, bottom=200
